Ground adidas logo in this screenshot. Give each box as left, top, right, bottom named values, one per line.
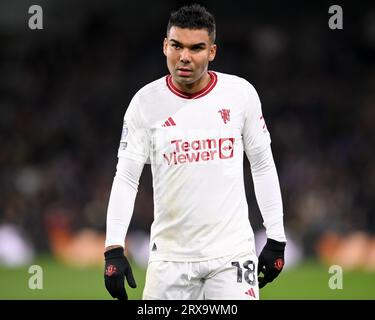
left=162, top=117, right=176, bottom=127
left=245, top=288, right=256, bottom=298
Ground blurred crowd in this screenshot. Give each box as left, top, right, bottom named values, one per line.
left=0, top=1, right=374, bottom=268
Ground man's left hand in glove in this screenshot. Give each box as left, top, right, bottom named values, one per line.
left=257, top=238, right=286, bottom=288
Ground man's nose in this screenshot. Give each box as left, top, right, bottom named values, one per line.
left=179, top=48, right=191, bottom=63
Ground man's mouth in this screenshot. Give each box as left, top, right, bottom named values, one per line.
left=176, top=68, right=193, bottom=77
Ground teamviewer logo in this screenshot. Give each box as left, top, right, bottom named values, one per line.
left=219, top=138, right=234, bottom=159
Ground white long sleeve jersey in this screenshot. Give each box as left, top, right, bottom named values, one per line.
left=105, top=71, right=286, bottom=262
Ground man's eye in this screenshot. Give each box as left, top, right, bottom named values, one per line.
left=172, top=44, right=181, bottom=49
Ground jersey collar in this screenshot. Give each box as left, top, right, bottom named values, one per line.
left=166, top=71, right=217, bottom=99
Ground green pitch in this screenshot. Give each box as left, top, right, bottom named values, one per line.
left=0, top=257, right=374, bottom=300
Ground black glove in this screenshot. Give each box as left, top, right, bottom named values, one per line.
left=104, top=247, right=137, bottom=300
left=257, top=238, right=286, bottom=288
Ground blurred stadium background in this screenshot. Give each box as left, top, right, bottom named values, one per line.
left=0, top=0, right=374, bottom=299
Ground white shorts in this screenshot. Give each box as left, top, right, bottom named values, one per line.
left=143, top=251, right=259, bottom=300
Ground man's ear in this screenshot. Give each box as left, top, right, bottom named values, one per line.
left=209, top=44, right=217, bottom=62
left=163, top=38, right=168, bottom=56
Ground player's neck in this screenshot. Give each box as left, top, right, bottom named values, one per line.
left=172, top=72, right=211, bottom=95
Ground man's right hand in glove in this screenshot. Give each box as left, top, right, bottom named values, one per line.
left=104, top=246, right=137, bottom=300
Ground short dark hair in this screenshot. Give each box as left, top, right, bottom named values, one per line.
left=167, top=4, right=216, bottom=43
